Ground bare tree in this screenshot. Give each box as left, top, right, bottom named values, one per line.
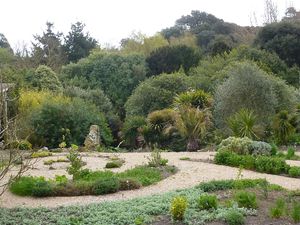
left=0, top=70, right=35, bottom=196
left=263, top=0, right=278, bottom=24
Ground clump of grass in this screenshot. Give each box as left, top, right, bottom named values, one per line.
left=234, top=191, right=258, bottom=209
left=31, top=151, right=52, bottom=158
left=198, top=193, right=218, bottom=210
left=224, top=209, right=245, bottom=225
left=291, top=202, right=300, bottom=223
left=44, top=158, right=69, bottom=165
left=180, top=157, right=190, bottom=161
left=270, top=198, right=286, bottom=218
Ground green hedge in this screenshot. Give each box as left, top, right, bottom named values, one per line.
left=215, top=150, right=291, bottom=175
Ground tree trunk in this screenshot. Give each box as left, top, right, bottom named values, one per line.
left=186, top=138, right=199, bottom=151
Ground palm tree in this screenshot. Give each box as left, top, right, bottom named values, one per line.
left=175, top=106, right=211, bottom=151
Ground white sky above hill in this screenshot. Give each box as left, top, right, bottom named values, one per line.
left=1, top=0, right=299, bottom=50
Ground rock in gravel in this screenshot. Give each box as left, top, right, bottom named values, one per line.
left=84, top=125, right=101, bottom=149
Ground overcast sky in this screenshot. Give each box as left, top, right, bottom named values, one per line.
left=1, top=0, right=299, bottom=49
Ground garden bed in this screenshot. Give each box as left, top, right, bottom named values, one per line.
left=1, top=179, right=299, bottom=225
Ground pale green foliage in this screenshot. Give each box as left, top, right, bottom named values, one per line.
left=33, top=65, right=62, bottom=91
left=170, top=196, right=188, bottom=221
left=228, top=109, right=259, bottom=139
left=121, top=32, right=169, bottom=56
left=64, top=86, right=113, bottom=113
left=217, top=137, right=271, bottom=156
left=214, top=62, right=278, bottom=129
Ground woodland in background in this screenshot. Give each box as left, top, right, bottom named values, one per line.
left=0, top=7, right=300, bottom=151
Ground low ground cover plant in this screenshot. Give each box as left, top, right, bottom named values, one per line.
left=4, top=179, right=262, bottom=225
left=9, top=164, right=175, bottom=197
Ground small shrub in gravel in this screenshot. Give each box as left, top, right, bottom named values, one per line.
left=234, top=191, right=257, bottom=209
left=288, top=166, right=300, bottom=177
left=198, top=193, right=218, bottom=210
left=105, top=160, right=123, bottom=168
left=170, top=196, right=188, bottom=221
left=31, top=151, right=52, bottom=158
left=224, top=210, right=245, bottom=225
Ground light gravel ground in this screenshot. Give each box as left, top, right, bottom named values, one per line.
left=1, top=151, right=300, bottom=208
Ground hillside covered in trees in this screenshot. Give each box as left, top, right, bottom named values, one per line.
left=0, top=7, right=300, bottom=151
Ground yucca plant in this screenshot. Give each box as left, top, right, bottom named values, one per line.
left=174, top=89, right=212, bottom=109
left=228, top=108, right=259, bottom=139
left=176, top=106, right=211, bottom=151
left=272, top=110, right=295, bottom=145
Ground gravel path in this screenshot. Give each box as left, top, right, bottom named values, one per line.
left=1, top=152, right=300, bottom=208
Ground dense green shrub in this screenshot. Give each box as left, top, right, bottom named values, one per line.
left=31, top=97, right=112, bottom=148
left=198, top=193, right=218, bottom=210
left=215, top=150, right=290, bottom=175
left=125, top=72, right=194, bottom=116
left=291, top=202, right=300, bottom=223
left=224, top=210, right=245, bottom=225
left=270, top=198, right=286, bottom=218
left=10, top=176, right=39, bottom=196
left=288, top=166, right=300, bottom=178
left=92, top=177, right=120, bottom=195
left=105, top=160, right=123, bottom=168
left=146, top=45, right=201, bottom=75
left=63, top=86, right=113, bottom=114
left=32, top=65, right=62, bottom=92
left=214, top=150, right=255, bottom=170
left=122, top=116, right=146, bottom=148
left=170, top=196, right=188, bottom=221
left=31, top=179, right=53, bottom=197
left=234, top=191, right=257, bottom=209
left=255, top=156, right=289, bottom=175
left=62, top=52, right=147, bottom=116
left=255, top=21, right=300, bottom=67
